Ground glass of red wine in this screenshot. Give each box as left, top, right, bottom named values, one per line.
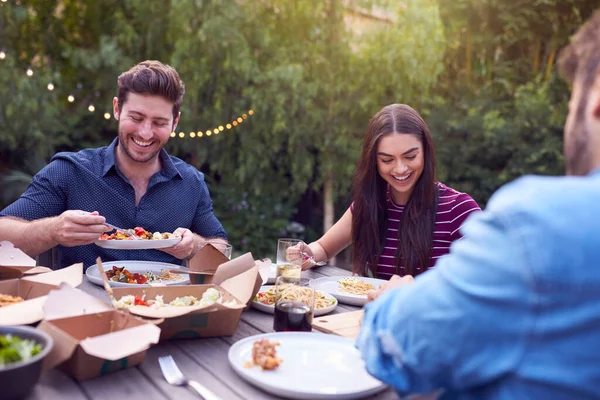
left=273, top=276, right=315, bottom=332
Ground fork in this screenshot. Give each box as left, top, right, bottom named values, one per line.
left=300, top=251, right=328, bottom=267
left=158, top=355, right=222, bottom=400
left=103, top=222, right=141, bottom=240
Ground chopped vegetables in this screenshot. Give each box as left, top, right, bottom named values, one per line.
left=0, top=334, right=41, bottom=367
left=113, top=288, right=234, bottom=309
left=99, top=227, right=180, bottom=241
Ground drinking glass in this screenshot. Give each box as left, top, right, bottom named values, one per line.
left=203, top=241, right=233, bottom=259
left=276, top=238, right=302, bottom=283
left=273, top=276, right=315, bottom=332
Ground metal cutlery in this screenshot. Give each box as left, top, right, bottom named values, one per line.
left=158, top=355, right=222, bottom=400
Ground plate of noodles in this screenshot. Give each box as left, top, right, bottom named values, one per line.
left=252, top=285, right=338, bottom=317
left=308, top=276, right=387, bottom=306
left=86, top=260, right=189, bottom=287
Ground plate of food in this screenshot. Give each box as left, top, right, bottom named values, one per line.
left=228, top=332, right=387, bottom=399
left=86, top=260, right=189, bottom=287
left=94, top=226, right=182, bottom=249
left=308, top=276, right=387, bottom=306
left=252, top=285, right=338, bottom=317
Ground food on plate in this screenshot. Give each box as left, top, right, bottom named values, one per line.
left=0, top=294, right=24, bottom=307
left=99, top=226, right=180, bottom=241
left=113, top=288, right=234, bottom=308
left=105, top=266, right=182, bottom=284
left=254, top=285, right=335, bottom=309
left=244, top=338, right=282, bottom=371
left=337, top=277, right=376, bottom=295
left=0, top=334, right=41, bottom=367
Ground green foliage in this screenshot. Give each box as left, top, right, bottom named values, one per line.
left=0, top=0, right=596, bottom=252
left=210, top=179, right=297, bottom=260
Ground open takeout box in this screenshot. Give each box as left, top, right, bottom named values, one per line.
left=0, top=241, right=53, bottom=280
left=104, top=252, right=267, bottom=339
left=37, top=283, right=161, bottom=381
left=0, top=260, right=83, bottom=326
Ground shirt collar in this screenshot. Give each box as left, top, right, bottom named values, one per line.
left=102, top=138, right=182, bottom=180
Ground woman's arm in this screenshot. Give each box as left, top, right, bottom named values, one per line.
left=301, top=208, right=353, bottom=269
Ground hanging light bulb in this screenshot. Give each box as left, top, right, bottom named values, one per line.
left=104, top=113, right=111, bottom=120
left=248, top=110, right=254, bottom=115
left=190, top=132, right=196, bottom=138
left=47, top=82, right=54, bottom=91
left=26, top=66, right=33, bottom=77
left=226, top=124, right=232, bottom=129
left=0, top=50, right=6, bottom=60
left=88, top=104, right=95, bottom=112
left=170, top=132, right=176, bottom=138
left=67, top=95, right=75, bottom=102
left=237, top=117, right=243, bottom=123
left=178, top=132, right=185, bottom=138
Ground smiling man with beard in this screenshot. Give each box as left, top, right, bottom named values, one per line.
left=356, top=10, right=600, bottom=400
left=0, top=61, right=228, bottom=269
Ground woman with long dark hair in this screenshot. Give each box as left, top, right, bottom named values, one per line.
left=297, top=104, right=480, bottom=279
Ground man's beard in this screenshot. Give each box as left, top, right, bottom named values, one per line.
left=118, top=129, right=162, bottom=164
left=565, top=120, right=594, bottom=176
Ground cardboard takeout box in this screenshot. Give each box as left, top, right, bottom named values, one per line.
left=105, top=252, right=267, bottom=339
left=37, top=284, right=161, bottom=381
left=0, top=241, right=53, bottom=280
left=0, top=262, right=83, bottom=326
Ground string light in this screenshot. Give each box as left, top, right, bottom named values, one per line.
left=226, top=124, right=232, bottom=129
left=26, top=67, right=33, bottom=77
left=47, top=82, right=54, bottom=91
left=104, top=113, right=111, bottom=120
left=233, top=121, right=238, bottom=127
left=207, top=131, right=212, bottom=136
left=170, top=132, right=176, bottom=137
left=197, top=132, right=203, bottom=137
left=190, top=132, right=196, bottom=138
left=249, top=110, right=254, bottom=115
left=0, top=50, right=5, bottom=60
left=237, top=117, right=243, bottom=123
left=67, top=95, right=75, bottom=102
left=178, top=132, right=184, bottom=138
left=88, top=104, right=95, bottom=112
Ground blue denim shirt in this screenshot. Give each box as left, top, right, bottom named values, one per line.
left=0, top=139, right=227, bottom=269
left=357, top=169, right=600, bottom=399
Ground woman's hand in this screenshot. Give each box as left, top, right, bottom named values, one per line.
left=367, top=274, right=415, bottom=302
left=286, top=242, right=317, bottom=270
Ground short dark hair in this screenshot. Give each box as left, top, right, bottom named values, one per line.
left=558, top=10, right=600, bottom=88
left=117, top=60, right=185, bottom=120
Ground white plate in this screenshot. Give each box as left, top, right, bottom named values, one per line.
left=228, top=332, right=386, bottom=399
left=251, top=285, right=338, bottom=317
left=266, top=263, right=277, bottom=284
left=309, top=276, right=387, bottom=306
left=93, top=237, right=181, bottom=250
left=86, top=260, right=190, bottom=287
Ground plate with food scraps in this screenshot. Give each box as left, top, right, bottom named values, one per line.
left=308, top=276, right=387, bottom=306
left=228, top=332, right=387, bottom=400
left=86, top=260, right=189, bottom=287
left=94, top=227, right=182, bottom=250
left=252, top=285, right=338, bottom=317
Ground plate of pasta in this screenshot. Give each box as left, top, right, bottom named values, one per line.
left=308, top=276, right=387, bottom=306
left=252, top=285, right=338, bottom=316
left=86, top=260, right=189, bottom=287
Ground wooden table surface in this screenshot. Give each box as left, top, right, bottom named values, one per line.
left=24, top=265, right=427, bottom=400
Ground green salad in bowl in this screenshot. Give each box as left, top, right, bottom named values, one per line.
left=0, top=334, right=42, bottom=366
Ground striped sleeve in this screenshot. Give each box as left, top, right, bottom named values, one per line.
left=449, top=194, right=481, bottom=239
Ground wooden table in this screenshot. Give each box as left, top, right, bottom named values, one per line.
left=25, top=265, right=421, bottom=400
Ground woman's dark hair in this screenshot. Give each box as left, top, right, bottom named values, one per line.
left=351, top=104, right=438, bottom=277
left=117, top=60, right=185, bottom=122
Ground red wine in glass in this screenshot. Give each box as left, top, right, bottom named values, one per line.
left=273, top=301, right=313, bottom=332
